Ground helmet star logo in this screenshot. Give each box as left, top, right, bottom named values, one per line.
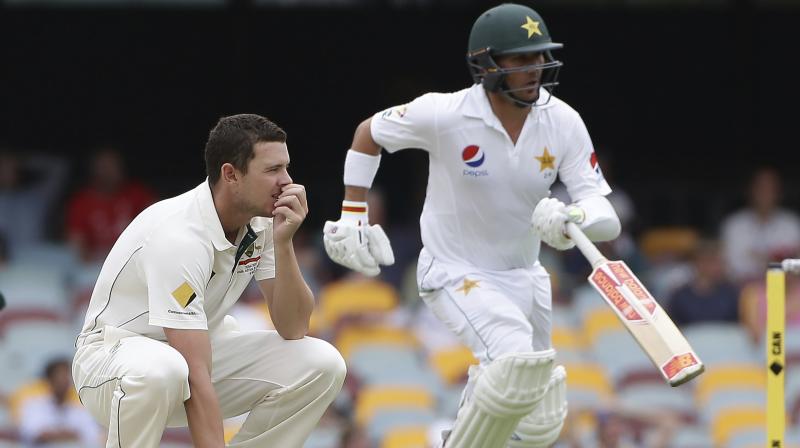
left=535, top=147, right=556, bottom=171
left=521, top=16, right=542, bottom=39
left=456, top=278, right=480, bottom=296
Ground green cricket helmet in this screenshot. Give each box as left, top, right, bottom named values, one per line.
left=467, top=3, right=563, bottom=107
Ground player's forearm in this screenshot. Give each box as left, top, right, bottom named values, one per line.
left=573, top=195, right=621, bottom=242
left=344, top=118, right=381, bottom=203
left=344, top=185, right=368, bottom=202
left=271, top=241, right=314, bottom=339
left=184, top=368, right=225, bottom=448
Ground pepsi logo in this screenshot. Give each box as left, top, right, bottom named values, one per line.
left=462, top=145, right=485, bottom=168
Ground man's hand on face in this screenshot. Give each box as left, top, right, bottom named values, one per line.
left=272, top=183, right=308, bottom=244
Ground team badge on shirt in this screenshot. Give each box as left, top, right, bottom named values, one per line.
left=590, top=151, right=602, bottom=175
left=237, top=242, right=262, bottom=275
left=381, top=104, right=408, bottom=119
left=171, top=281, right=197, bottom=308
left=535, top=147, right=556, bottom=172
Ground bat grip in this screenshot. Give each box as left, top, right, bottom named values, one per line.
left=565, top=222, right=607, bottom=269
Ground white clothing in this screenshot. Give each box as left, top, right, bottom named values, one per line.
left=372, top=85, right=608, bottom=446
left=73, top=324, right=345, bottom=448
left=73, top=180, right=346, bottom=447
left=77, top=180, right=275, bottom=343
left=371, top=84, right=611, bottom=271
left=721, top=208, right=800, bottom=281
left=416, top=248, right=553, bottom=363
left=19, top=395, right=101, bottom=447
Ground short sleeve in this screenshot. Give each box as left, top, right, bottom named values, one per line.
left=370, top=93, right=438, bottom=153
left=254, top=233, right=275, bottom=281
left=558, top=114, right=612, bottom=202
left=138, top=232, right=210, bottom=330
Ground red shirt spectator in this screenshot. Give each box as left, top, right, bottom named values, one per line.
left=66, top=148, right=156, bottom=261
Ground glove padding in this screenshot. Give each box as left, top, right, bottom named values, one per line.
left=531, top=198, right=582, bottom=251
left=323, top=220, right=395, bottom=276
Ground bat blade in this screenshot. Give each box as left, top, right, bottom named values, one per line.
left=588, top=259, right=704, bottom=386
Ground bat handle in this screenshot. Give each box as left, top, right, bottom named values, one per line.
left=565, top=222, right=608, bottom=269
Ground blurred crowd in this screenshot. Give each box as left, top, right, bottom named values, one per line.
left=0, top=148, right=799, bottom=447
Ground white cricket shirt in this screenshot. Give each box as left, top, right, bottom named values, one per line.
left=77, top=180, right=275, bottom=344
left=371, top=84, right=611, bottom=270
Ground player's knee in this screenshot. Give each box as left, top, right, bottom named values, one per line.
left=473, top=350, right=555, bottom=415
left=509, top=365, right=568, bottom=447
left=138, top=351, right=189, bottom=399
left=301, top=338, right=347, bottom=387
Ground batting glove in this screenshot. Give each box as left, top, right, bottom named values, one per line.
left=531, top=197, right=584, bottom=251
left=323, top=201, right=395, bottom=276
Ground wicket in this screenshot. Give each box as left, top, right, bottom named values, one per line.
left=766, top=259, right=799, bottom=447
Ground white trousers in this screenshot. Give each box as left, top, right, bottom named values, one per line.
left=72, top=321, right=346, bottom=448
left=417, top=248, right=553, bottom=364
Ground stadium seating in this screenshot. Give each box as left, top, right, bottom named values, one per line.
left=617, top=382, right=697, bottom=418
left=335, top=325, right=419, bottom=360
left=700, top=389, right=764, bottom=425
left=639, top=226, right=698, bottom=260
left=667, top=424, right=714, bottom=448
left=683, top=322, right=760, bottom=366
left=583, top=308, right=624, bottom=343
left=0, top=321, right=77, bottom=395
left=319, top=279, right=399, bottom=329
left=591, top=329, right=655, bottom=385
left=551, top=325, right=587, bottom=364
left=367, top=408, right=436, bottom=446
left=0, top=265, right=69, bottom=315
left=381, top=425, right=429, bottom=448
left=0, top=308, right=63, bottom=337
left=788, top=369, right=800, bottom=424
left=711, top=406, right=766, bottom=447
left=348, top=345, right=442, bottom=394
left=562, top=363, right=614, bottom=409
left=695, top=364, right=765, bottom=405
left=427, top=345, right=477, bottom=386
left=355, top=386, right=435, bottom=426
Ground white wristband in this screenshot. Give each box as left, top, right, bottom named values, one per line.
left=343, top=149, right=381, bottom=188
left=341, top=200, right=369, bottom=224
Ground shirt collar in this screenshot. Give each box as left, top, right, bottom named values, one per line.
left=461, top=83, right=495, bottom=123
left=461, top=83, right=553, bottom=125
left=196, top=179, right=235, bottom=252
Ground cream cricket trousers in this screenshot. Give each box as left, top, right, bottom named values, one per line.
left=72, top=320, right=346, bottom=448
left=416, top=247, right=553, bottom=363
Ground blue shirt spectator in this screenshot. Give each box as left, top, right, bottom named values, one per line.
left=667, top=239, right=740, bottom=326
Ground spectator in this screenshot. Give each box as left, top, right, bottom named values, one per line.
left=66, top=147, right=156, bottom=261
left=0, top=231, right=9, bottom=268
left=0, top=151, right=68, bottom=256
left=666, top=239, right=740, bottom=327
left=740, top=274, right=800, bottom=343
left=339, top=421, right=369, bottom=448
left=17, top=358, right=101, bottom=447
left=721, top=167, right=800, bottom=283
left=594, top=408, right=679, bottom=448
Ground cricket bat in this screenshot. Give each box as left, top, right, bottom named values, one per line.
left=565, top=222, right=705, bottom=386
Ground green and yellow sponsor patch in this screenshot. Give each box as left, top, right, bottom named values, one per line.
left=171, top=281, right=197, bottom=308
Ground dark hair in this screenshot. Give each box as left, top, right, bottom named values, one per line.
left=205, top=114, right=287, bottom=185
left=43, top=358, right=70, bottom=380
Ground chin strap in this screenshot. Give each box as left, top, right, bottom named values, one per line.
left=495, top=82, right=556, bottom=109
